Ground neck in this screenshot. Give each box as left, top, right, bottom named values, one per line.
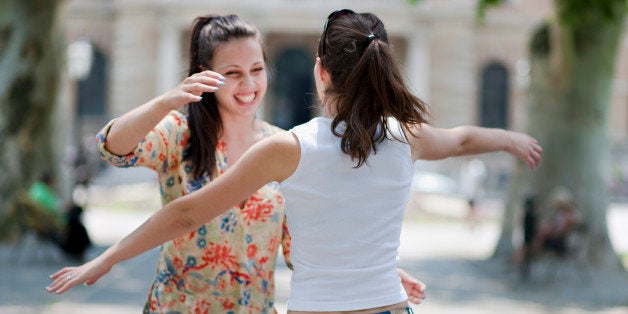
left=322, top=98, right=338, bottom=119
left=218, top=112, right=259, bottom=142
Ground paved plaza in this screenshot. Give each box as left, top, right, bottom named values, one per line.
left=1, top=168, right=627, bottom=313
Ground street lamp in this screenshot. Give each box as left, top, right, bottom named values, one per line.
left=67, top=38, right=93, bottom=80
left=66, top=38, right=93, bottom=196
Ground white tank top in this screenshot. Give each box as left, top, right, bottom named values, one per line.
left=280, top=117, right=413, bottom=311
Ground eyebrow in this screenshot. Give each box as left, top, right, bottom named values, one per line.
left=216, top=62, right=264, bottom=70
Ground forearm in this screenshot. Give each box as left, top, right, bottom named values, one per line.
left=451, top=126, right=510, bottom=156
left=105, top=96, right=172, bottom=156
left=100, top=197, right=198, bottom=266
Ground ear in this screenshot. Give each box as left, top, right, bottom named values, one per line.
left=315, top=57, right=330, bottom=86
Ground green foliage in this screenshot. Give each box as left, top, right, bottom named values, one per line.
left=477, top=0, right=503, bottom=21
left=556, top=0, right=627, bottom=27
left=530, top=23, right=551, bottom=57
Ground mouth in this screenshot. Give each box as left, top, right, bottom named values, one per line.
left=234, top=92, right=256, bottom=105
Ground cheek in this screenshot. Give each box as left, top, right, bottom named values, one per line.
left=213, top=86, right=231, bottom=104
left=256, top=75, right=268, bottom=94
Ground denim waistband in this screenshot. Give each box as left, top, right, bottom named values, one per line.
left=376, top=306, right=414, bottom=314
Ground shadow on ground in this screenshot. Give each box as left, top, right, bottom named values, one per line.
left=400, top=256, right=628, bottom=313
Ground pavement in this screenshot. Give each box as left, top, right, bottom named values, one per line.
left=1, top=167, right=627, bottom=313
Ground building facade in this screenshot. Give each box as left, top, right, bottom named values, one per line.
left=59, top=0, right=628, bottom=192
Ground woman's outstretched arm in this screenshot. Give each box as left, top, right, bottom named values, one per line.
left=46, top=131, right=299, bottom=294
left=407, top=124, right=542, bottom=169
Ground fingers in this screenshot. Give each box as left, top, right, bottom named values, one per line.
left=176, top=71, right=227, bottom=104
left=398, top=268, right=427, bottom=305
left=188, top=70, right=226, bottom=91
left=46, top=269, right=80, bottom=294
left=526, top=140, right=543, bottom=170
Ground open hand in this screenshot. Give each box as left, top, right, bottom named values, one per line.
left=157, top=70, right=226, bottom=110
left=45, top=257, right=112, bottom=295
left=397, top=268, right=427, bottom=304
left=505, top=132, right=543, bottom=170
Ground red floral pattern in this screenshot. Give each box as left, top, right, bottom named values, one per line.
left=97, top=111, right=291, bottom=313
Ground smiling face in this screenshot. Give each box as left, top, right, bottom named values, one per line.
left=210, top=37, right=267, bottom=119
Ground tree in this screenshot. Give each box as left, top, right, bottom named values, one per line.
left=481, top=0, right=627, bottom=269
left=0, top=0, right=65, bottom=238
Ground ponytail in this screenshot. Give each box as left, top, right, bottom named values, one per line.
left=323, top=12, right=429, bottom=168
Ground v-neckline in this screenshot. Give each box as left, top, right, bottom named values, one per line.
left=216, top=122, right=268, bottom=209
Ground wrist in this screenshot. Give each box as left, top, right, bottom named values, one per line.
left=152, top=94, right=176, bottom=114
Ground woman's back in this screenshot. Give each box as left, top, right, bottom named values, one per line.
left=280, top=117, right=413, bottom=311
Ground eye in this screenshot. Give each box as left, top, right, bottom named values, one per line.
left=225, top=71, right=240, bottom=77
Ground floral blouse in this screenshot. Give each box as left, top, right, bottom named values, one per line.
left=97, top=111, right=291, bottom=314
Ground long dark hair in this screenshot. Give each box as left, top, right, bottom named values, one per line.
left=186, top=14, right=263, bottom=179
left=317, top=11, right=430, bottom=167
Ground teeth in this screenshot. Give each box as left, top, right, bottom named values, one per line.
left=235, top=93, right=255, bottom=103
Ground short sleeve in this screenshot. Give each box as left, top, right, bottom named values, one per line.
left=96, top=111, right=189, bottom=172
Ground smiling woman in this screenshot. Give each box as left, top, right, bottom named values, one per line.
left=90, top=14, right=291, bottom=313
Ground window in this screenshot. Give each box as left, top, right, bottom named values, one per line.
left=479, top=62, right=509, bottom=129
left=271, top=48, right=314, bottom=130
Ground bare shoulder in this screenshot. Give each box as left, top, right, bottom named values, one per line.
left=262, top=130, right=300, bottom=151
left=248, top=131, right=300, bottom=182
left=402, top=122, right=433, bottom=160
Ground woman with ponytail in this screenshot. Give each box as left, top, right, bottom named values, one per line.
left=93, top=14, right=290, bottom=313
left=48, top=10, right=542, bottom=314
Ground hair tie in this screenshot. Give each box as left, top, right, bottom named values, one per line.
left=364, top=33, right=379, bottom=46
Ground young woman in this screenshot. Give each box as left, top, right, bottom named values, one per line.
left=47, top=10, right=541, bottom=313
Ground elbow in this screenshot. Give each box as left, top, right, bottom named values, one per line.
left=171, top=214, right=197, bottom=232
left=168, top=199, right=201, bottom=233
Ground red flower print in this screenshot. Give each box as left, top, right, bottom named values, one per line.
left=247, top=244, right=257, bottom=259
left=173, top=114, right=182, bottom=126
left=201, top=243, right=237, bottom=270
left=146, top=141, right=153, bottom=152
left=222, top=299, right=235, bottom=310
left=158, top=153, right=167, bottom=162
left=170, top=153, right=179, bottom=169
left=242, top=193, right=273, bottom=224
left=173, top=257, right=183, bottom=270
left=268, top=236, right=278, bottom=254
left=192, top=299, right=211, bottom=314
left=180, top=132, right=189, bottom=146
left=216, top=141, right=226, bottom=151
left=179, top=293, right=186, bottom=303
left=217, top=278, right=226, bottom=290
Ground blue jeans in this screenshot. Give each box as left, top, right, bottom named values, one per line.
left=376, top=307, right=414, bottom=314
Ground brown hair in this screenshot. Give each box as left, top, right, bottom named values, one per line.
left=317, top=11, right=430, bottom=168
left=186, top=14, right=264, bottom=179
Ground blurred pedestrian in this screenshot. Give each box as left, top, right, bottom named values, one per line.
left=531, top=187, right=580, bottom=255
left=26, top=171, right=91, bottom=261
left=459, top=158, right=487, bottom=229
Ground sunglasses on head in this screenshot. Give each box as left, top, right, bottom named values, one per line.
left=321, top=9, right=355, bottom=57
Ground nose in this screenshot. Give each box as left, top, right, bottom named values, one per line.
left=240, top=73, right=255, bottom=89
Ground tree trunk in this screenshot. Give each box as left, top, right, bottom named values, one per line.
left=0, top=0, right=64, bottom=239
left=535, top=18, right=623, bottom=268
left=494, top=2, right=626, bottom=270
